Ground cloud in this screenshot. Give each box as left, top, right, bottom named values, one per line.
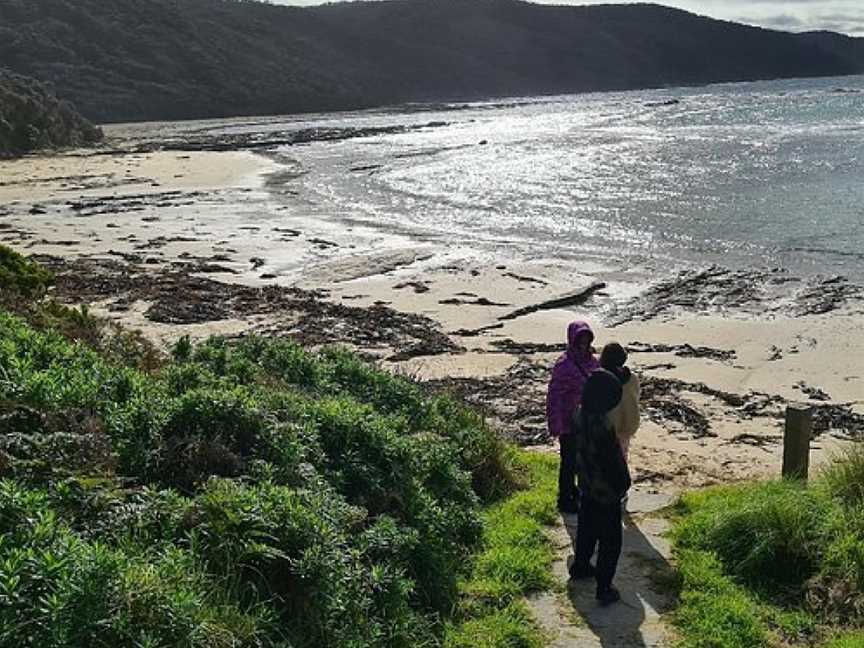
left=754, top=13, right=807, bottom=28
left=811, top=12, right=864, bottom=34
left=270, top=0, right=864, bottom=35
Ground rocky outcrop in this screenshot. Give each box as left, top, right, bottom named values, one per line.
left=0, top=69, right=102, bottom=157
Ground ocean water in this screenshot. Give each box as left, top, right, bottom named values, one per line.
left=255, top=74, right=864, bottom=280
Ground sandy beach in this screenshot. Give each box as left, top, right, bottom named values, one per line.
left=2, top=133, right=862, bottom=494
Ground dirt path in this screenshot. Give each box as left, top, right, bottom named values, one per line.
left=528, top=488, right=678, bottom=647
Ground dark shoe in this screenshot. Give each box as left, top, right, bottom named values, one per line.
left=557, top=498, right=579, bottom=514
left=569, top=562, right=596, bottom=580
left=596, top=586, right=621, bottom=606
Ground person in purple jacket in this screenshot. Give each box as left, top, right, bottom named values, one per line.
left=546, top=320, right=601, bottom=513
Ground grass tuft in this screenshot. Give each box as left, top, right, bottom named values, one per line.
left=824, top=632, right=864, bottom=648
left=444, top=451, right=556, bottom=647
left=0, top=244, right=53, bottom=297
left=444, top=601, right=544, bottom=648
left=671, top=445, right=864, bottom=647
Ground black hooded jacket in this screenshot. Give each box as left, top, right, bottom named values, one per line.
left=570, top=369, right=632, bottom=505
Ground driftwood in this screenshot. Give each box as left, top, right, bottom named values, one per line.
left=498, top=282, right=606, bottom=321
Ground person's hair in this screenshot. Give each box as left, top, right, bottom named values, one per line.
left=581, top=368, right=622, bottom=415
left=600, top=342, right=627, bottom=370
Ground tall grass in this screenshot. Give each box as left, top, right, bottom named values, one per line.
left=444, top=451, right=557, bottom=648
left=671, top=446, right=864, bottom=647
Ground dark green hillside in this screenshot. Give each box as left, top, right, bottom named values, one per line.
left=1, top=0, right=862, bottom=123
left=797, top=30, right=864, bottom=76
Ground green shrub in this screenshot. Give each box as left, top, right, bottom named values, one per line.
left=0, top=245, right=53, bottom=298
left=0, top=481, right=274, bottom=648
left=2, top=293, right=163, bottom=372
left=0, top=69, right=102, bottom=156
left=0, top=308, right=525, bottom=647
left=159, top=386, right=269, bottom=490
left=26, top=301, right=102, bottom=349
left=322, top=346, right=426, bottom=425
left=187, top=336, right=518, bottom=504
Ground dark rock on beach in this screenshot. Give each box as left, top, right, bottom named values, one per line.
left=118, top=123, right=451, bottom=155
left=628, top=342, right=736, bottom=362
left=504, top=271, right=548, bottom=286
left=439, top=296, right=511, bottom=307
left=795, top=381, right=832, bottom=402
left=394, top=281, right=431, bottom=294
left=449, top=323, right=505, bottom=337
left=609, top=266, right=863, bottom=324
left=488, top=339, right=567, bottom=355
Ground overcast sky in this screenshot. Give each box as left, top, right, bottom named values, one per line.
left=270, top=0, right=864, bottom=36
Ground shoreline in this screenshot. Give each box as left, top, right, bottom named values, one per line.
left=2, top=136, right=862, bottom=493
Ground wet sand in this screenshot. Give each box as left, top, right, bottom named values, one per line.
left=2, top=135, right=862, bottom=493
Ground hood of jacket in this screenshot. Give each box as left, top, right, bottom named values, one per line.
left=545, top=320, right=600, bottom=437
left=566, top=320, right=595, bottom=363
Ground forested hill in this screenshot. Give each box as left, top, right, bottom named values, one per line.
left=0, top=69, right=103, bottom=156
left=2, top=0, right=863, bottom=124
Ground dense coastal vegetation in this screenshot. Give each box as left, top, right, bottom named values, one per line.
left=3, top=231, right=864, bottom=646
left=0, top=69, right=102, bottom=157
left=3, top=3, right=864, bottom=643
left=1, top=0, right=863, bottom=123
left=0, top=245, right=560, bottom=646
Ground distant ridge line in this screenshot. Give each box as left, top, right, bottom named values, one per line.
left=1, top=0, right=862, bottom=123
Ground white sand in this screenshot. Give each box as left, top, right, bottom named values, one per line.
left=0, top=150, right=275, bottom=203
left=2, top=143, right=861, bottom=490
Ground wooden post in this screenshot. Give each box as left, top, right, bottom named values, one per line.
left=782, top=405, right=813, bottom=481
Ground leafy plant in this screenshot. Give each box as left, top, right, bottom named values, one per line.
left=0, top=305, right=526, bottom=647
left=0, top=245, right=53, bottom=297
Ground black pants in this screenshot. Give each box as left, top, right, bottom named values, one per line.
left=574, top=497, right=623, bottom=590
left=557, top=434, right=579, bottom=509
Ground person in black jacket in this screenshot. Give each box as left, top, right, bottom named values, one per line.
left=568, top=368, right=631, bottom=605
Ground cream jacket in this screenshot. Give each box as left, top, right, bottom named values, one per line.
left=608, top=372, right=640, bottom=442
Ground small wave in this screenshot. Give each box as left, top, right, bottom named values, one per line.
left=392, top=143, right=477, bottom=160
left=787, top=247, right=864, bottom=262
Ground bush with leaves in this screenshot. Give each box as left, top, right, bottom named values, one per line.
left=0, top=244, right=53, bottom=298
left=0, top=68, right=102, bottom=157
left=0, top=305, right=519, bottom=647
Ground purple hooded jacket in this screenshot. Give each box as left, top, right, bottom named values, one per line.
left=546, top=321, right=600, bottom=438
